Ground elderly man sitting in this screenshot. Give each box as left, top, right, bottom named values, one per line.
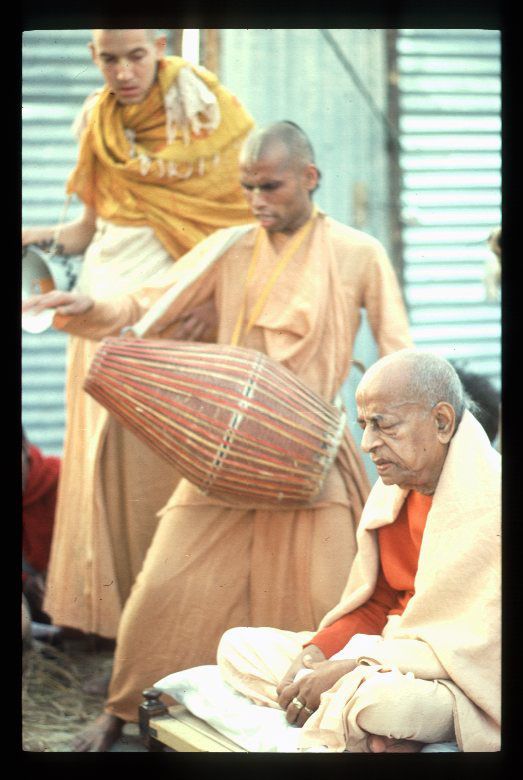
left=217, top=349, right=500, bottom=753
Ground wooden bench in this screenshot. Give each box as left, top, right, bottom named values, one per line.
left=139, top=688, right=246, bottom=752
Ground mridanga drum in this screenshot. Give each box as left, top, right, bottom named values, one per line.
left=84, top=338, right=346, bottom=508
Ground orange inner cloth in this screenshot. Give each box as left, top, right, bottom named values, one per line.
left=309, top=490, right=433, bottom=657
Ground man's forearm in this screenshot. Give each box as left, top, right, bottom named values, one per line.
left=54, top=217, right=96, bottom=255
left=53, top=296, right=140, bottom=340
left=23, top=209, right=96, bottom=256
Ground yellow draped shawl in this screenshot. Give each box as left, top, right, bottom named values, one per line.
left=66, top=56, right=255, bottom=259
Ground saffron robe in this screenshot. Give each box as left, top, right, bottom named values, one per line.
left=309, top=490, right=432, bottom=657
left=42, top=225, right=182, bottom=637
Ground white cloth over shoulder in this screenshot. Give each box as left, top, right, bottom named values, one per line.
left=164, top=66, right=221, bottom=145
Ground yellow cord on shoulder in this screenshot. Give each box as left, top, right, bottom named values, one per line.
left=230, top=206, right=318, bottom=346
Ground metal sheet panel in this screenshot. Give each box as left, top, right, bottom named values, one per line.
left=397, top=28, right=501, bottom=390
left=22, top=30, right=103, bottom=453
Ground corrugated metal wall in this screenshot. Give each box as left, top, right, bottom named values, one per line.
left=22, top=30, right=103, bottom=454
left=397, top=29, right=501, bottom=389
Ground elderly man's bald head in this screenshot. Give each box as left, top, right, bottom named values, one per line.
left=356, top=350, right=466, bottom=494
left=359, top=349, right=466, bottom=427
left=240, top=121, right=317, bottom=173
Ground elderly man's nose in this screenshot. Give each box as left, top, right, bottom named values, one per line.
left=361, top=426, right=378, bottom=452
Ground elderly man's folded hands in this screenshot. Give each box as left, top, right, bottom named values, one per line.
left=278, top=656, right=358, bottom=726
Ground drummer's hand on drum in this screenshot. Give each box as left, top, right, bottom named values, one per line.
left=171, top=298, right=218, bottom=342
left=22, top=290, right=94, bottom=317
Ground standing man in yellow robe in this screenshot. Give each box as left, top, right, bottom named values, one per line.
left=21, top=29, right=254, bottom=645
left=24, top=121, right=413, bottom=750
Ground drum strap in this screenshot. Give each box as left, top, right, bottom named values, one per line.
left=231, top=206, right=318, bottom=346
left=129, top=223, right=253, bottom=337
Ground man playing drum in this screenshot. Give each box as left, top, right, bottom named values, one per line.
left=21, top=30, right=254, bottom=658
left=23, top=121, right=412, bottom=750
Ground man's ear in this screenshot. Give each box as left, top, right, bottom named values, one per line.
left=433, top=401, right=456, bottom=443
left=154, top=35, right=167, bottom=60
left=303, top=164, right=319, bottom=193
left=88, top=41, right=97, bottom=65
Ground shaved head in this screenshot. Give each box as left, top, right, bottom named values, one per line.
left=92, top=28, right=159, bottom=45
left=239, top=120, right=320, bottom=233
left=240, top=121, right=317, bottom=172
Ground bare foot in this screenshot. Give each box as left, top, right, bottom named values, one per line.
left=368, top=734, right=425, bottom=753
left=71, top=712, right=124, bottom=752
left=82, top=670, right=112, bottom=696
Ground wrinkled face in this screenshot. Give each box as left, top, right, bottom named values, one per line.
left=356, top=367, right=450, bottom=495
left=239, top=144, right=318, bottom=234
left=90, top=29, right=166, bottom=104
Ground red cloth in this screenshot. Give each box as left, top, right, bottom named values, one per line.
left=308, top=490, right=432, bottom=657
left=22, top=444, right=60, bottom=577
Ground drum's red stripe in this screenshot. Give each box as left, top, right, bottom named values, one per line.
left=85, top=339, right=342, bottom=504
left=96, top=344, right=337, bottom=422
left=88, top=382, right=339, bottom=477
left=91, top=379, right=325, bottom=479
left=94, top=358, right=337, bottom=454
left=104, top=360, right=331, bottom=427
left=94, top=362, right=327, bottom=440
left=87, top=384, right=321, bottom=495
left=93, top=372, right=331, bottom=466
